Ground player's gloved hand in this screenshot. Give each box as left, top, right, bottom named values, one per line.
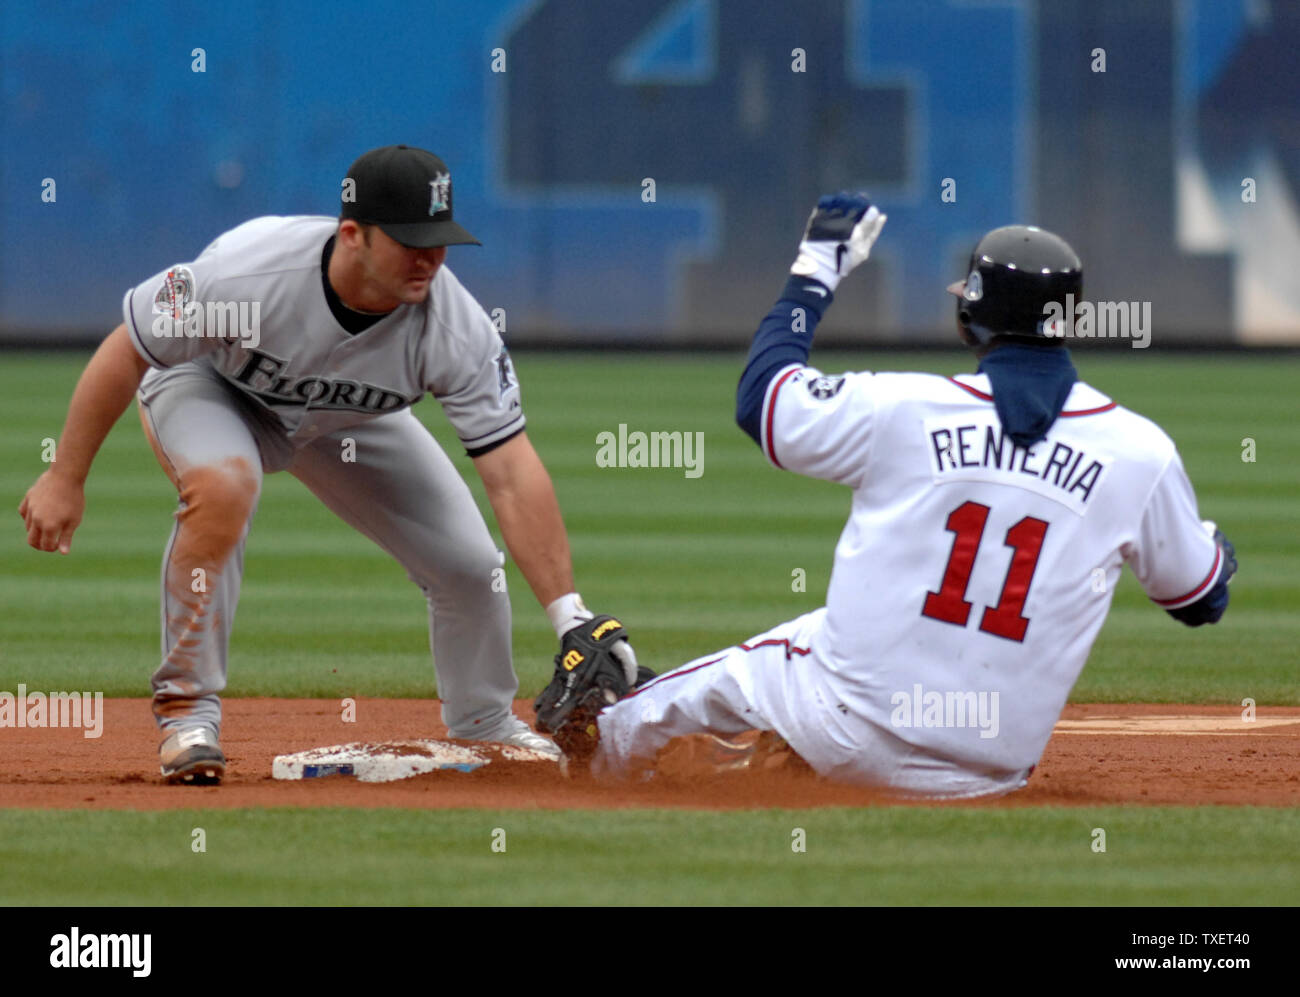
left=535, top=610, right=638, bottom=737
left=1202, top=520, right=1238, bottom=584
left=790, top=192, right=887, bottom=293
left=18, top=468, right=86, bottom=555
left=546, top=592, right=638, bottom=686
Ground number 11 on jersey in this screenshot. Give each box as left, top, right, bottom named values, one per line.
left=921, top=500, right=1050, bottom=642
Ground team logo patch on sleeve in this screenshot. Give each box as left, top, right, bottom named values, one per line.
left=807, top=374, right=846, bottom=399
left=152, top=266, right=195, bottom=321
left=495, top=348, right=517, bottom=398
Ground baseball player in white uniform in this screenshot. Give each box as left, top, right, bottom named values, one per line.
left=19, top=144, right=635, bottom=784
left=560, top=194, right=1236, bottom=798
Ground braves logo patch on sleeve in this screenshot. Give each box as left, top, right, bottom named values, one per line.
left=807, top=374, right=845, bottom=399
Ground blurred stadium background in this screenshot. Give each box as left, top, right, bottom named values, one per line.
left=2, top=0, right=1296, bottom=347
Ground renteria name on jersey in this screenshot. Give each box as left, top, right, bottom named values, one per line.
left=928, top=421, right=1106, bottom=505
left=231, top=348, right=416, bottom=413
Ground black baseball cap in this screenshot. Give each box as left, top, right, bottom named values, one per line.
left=340, top=145, right=481, bottom=248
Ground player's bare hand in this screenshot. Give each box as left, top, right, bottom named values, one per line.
left=18, top=469, right=85, bottom=554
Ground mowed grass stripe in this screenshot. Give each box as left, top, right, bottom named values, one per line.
left=0, top=806, right=1296, bottom=906
left=2, top=351, right=1296, bottom=702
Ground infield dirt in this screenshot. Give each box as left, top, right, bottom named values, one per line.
left=2, top=699, right=1296, bottom=810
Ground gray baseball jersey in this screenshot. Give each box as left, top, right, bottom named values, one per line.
left=124, top=214, right=524, bottom=452
left=123, top=215, right=532, bottom=741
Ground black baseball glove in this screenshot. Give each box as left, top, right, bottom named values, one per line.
left=534, top=615, right=639, bottom=738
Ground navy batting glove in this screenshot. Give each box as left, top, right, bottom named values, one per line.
left=804, top=192, right=874, bottom=241
left=1213, top=528, right=1238, bottom=584
left=791, top=192, right=886, bottom=292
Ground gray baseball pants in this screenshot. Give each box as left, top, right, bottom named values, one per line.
left=136, top=361, right=518, bottom=739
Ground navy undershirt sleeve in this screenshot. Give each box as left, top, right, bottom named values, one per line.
left=735, top=276, right=834, bottom=445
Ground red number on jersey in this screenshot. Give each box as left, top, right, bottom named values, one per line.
left=921, top=500, right=1050, bottom=643
left=920, top=501, right=990, bottom=627
left=978, top=516, right=1049, bottom=641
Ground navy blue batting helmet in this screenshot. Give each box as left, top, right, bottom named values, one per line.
left=947, top=225, right=1082, bottom=346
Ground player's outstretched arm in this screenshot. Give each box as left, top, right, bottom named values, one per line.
left=472, top=431, right=575, bottom=607
left=473, top=431, right=638, bottom=682
left=18, top=323, right=150, bottom=554
left=735, top=193, right=885, bottom=445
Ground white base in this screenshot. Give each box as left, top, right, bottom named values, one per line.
left=272, top=738, right=556, bottom=783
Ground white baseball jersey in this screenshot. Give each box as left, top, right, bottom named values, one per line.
left=122, top=215, right=523, bottom=452
left=755, top=364, right=1221, bottom=774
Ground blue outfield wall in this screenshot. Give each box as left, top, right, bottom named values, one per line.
left=1, top=0, right=1295, bottom=344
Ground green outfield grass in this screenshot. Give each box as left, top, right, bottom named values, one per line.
left=2, top=349, right=1296, bottom=703
left=2, top=349, right=1297, bottom=907
left=0, top=805, right=1296, bottom=906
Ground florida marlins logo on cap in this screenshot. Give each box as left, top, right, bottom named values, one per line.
left=340, top=145, right=480, bottom=248
left=429, top=171, right=452, bottom=217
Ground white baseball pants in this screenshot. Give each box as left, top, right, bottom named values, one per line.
left=595, top=609, right=1031, bottom=799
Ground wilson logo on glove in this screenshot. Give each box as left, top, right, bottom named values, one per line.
left=534, top=614, right=635, bottom=736
left=591, top=619, right=623, bottom=640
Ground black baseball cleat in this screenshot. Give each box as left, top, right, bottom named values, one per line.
left=158, top=726, right=226, bottom=785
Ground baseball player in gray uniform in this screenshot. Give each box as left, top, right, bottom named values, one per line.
left=19, top=144, right=635, bottom=784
